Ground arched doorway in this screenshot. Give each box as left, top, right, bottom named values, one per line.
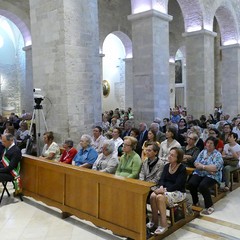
left=0, top=15, right=26, bottom=117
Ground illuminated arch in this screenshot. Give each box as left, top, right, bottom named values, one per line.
left=101, top=31, right=132, bottom=58
left=0, top=4, right=31, bottom=46
left=213, top=1, right=238, bottom=45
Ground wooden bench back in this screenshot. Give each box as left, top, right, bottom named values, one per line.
left=21, top=155, right=154, bottom=240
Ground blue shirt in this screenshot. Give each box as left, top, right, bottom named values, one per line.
left=73, top=146, right=98, bottom=166
left=193, top=149, right=223, bottom=184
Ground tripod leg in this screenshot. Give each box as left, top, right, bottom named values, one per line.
left=26, top=109, right=36, bottom=153
left=40, top=109, right=48, bottom=131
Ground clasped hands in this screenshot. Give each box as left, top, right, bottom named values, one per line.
left=154, top=185, right=167, bottom=195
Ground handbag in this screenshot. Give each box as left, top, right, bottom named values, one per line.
left=223, top=157, right=239, bottom=167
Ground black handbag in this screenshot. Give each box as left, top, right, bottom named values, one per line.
left=223, top=157, right=239, bottom=167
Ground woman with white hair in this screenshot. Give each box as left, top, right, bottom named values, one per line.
left=92, top=140, right=119, bottom=174
left=73, top=134, right=98, bottom=168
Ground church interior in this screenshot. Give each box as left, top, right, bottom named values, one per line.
left=1, top=0, right=240, bottom=239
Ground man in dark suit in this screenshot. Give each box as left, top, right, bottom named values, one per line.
left=121, top=120, right=133, bottom=138
left=0, top=133, right=22, bottom=182
left=150, top=122, right=166, bottom=143
left=138, top=122, right=148, bottom=147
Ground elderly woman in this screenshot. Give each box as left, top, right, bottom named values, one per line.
left=115, top=136, right=142, bottom=178
left=73, top=134, right=98, bottom=168
left=41, top=131, right=61, bottom=160
left=59, top=139, right=78, bottom=164
left=139, top=142, right=164, bottom=186
left=158, top=126, right=181, bottom=164
left=182, top=132, right=200, bottom=168
left=190, top=125, right=204, bottom=151
left=188, top=136, right=223, bottom=215
left=92, top=140, right=119, bottom=173
left=147, top=147, right=187, bottom=235
left=15, top=122, right=30, bottom=149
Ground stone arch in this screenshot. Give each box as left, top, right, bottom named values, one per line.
left=111, top=31, right=132, bottom=58
left=213, top=1, right=238, bottom=45
left=175, top=0, right=203, bottom=32
left=0, top=2, right=31, bottom=46
left=101, top=31, right=132, bottom=58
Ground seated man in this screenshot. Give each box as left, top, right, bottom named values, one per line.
left=0, top=133, right=22, bottom=192
left=73, top=134, right=98, bottom=168
left=92, top=140, right=119, bottom=173
left=59, top=139, right=77, bottom=164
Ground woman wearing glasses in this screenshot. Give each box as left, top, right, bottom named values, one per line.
left=115, top=136, right=142, bottom=179
left=182, top=132, right=200, bottom=168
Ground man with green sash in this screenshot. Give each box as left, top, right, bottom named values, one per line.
left=0, top=133, right=22, bottom=193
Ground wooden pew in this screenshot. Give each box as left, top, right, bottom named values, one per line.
left=21, top=155, right=154, bottom=240
left=186, top=167, right=226, bottom=204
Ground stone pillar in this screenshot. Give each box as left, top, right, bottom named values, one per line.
left=128, top=10, right=172, bottom=125
left=124, top=58, right=133, bottom=109
left=22, top=45, right=33, bottom=113
left=99, top=53, right=105, bottom=111
left=221, top=44, right=240, bottom=117
left=169, top=61, right=175, bottom=109
left=183, top=30, right=216, bottom=118
left=29, top=0, right=101, bottom=143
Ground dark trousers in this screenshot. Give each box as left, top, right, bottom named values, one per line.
left=0, top=173, right=14, bottom=182
left=188, top=174, right=217, bottom=208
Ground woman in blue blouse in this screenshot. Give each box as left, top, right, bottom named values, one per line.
left=73, top=134, right=98, bottom=168
left=188, top=136, right=223, bottom=215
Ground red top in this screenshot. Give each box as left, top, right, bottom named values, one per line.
left=59, top=147, right=78, bottom=164
left=204, top=139, right=224, bottom=153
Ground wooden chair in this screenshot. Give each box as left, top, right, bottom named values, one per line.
left=168, top=199, right=187, bottom=226
left=230, top=167, right=240, bottom=191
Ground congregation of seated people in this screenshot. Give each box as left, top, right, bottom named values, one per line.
left=3, top=106, right=240, bottom=236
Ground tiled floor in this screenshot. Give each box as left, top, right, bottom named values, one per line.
left=0, top=185, right=240, bottom=240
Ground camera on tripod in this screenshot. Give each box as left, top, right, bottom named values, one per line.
left=33, top=88, right=44, bottom=109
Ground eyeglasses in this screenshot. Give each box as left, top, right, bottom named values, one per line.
left=146, top=149, right=154, bottom=152
left=123, top=143, right=131, bottom=147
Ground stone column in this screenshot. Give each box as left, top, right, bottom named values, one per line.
left=124, top=58, right=133, bottom=109
left=29, top=0, right=101, bottom=143
left=221, top=44, right=240, bottom=117
left=22, top=45, right=33, bottom=113
left=169, top=61, right=175, bottom=109
left=183, top=30, right=216, bottom=118
left=128, top=10, right=172, bottom=125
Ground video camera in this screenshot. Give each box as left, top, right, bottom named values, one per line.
left=33, top=88, right=44, bottom=109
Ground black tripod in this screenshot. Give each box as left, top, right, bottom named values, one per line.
left=27, top=97, right=48, bottom=156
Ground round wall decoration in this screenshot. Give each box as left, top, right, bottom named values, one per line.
left=102, top=80, right=110, bottom=97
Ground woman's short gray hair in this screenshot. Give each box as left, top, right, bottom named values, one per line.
left=103, top=140, right=115, bottom=154
left=81, top=134, right=93, bottom=145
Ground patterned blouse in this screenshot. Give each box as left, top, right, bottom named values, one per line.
left=193, top=149, right=223, bottom=184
